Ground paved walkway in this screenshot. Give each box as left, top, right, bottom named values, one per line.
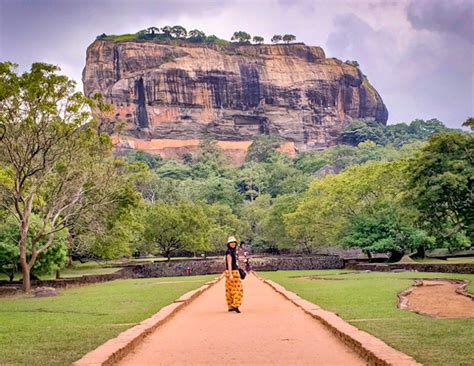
left=119, top=273, right=365, bottom=366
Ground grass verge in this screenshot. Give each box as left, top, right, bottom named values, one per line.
left=260, top=270, right=474, bottom=366
left=0, top=275, right=216, bottom=365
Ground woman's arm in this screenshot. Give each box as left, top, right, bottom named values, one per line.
left=226, top=255, right=233, bottom=280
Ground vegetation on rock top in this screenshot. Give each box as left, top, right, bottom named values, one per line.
left=96, top=25, right=298, bottom=46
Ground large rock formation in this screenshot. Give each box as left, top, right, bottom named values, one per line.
left=83, top=40, right=387, bottom=160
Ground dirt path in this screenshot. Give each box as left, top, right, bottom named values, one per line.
left=119, top=273, right=365, bottom=366
left=400, top=279, right=474, bottom=318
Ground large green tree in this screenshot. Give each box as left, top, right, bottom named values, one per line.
left=0, top=215, right=68, bottom=281
left=285, top=160, right=408, bottom=252
left=342, top=202, right=433, bottom=261
left=406, top=132, right=473, bottom=248
left=143, top=202, right=210, bottom=260
left=0, top=62, right=130, bottom=291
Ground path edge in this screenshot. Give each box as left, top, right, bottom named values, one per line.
left=72, top=276, right=222, bottom=366
left=254, top=272, right=421, bottom=366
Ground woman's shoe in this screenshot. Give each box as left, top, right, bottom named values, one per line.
left=234, top=308, right=241, bottom=313
left=228, top=308, right=235, bottom=312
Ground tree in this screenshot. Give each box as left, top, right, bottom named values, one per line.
left=146, top=26, right=160, bottom=35
left=342, top=202, right=433, bottom=261
left=231, top=31, right=251, bottom=43
left=126, top=150, right=163, bottom=170
left=236, top=162, right=268, bottom=201
left=184, top=177, right=243, bottom=208
left=462, top=117, right=474, bottom=131
left=0, top=62, right=129, bottom=291
left=191, top=136, right=229, bottom=179
left=339, top=120, right=387, bottom=146
left=170, top=25, right=187, bottom=39
left=282, top=34, right=296, bottom=43
left=203, top=203, right=242, bottom=253
left=246, top=135, right=283, bottom=163
left=252, top=36, right=264, bottom=44
left=161, top=26, right=172, bottom=37
left=260, top=194, right=301, bottom=253
left=406, top=132, right=474, bottom=248
left=345, top=60, right=359, bottom=67
left=271, top=34, right=282, bottom=43
left=188, top=29, right=206, bottom=42
left=240, top=194, right=271, bottom=248
left=156, top=160, right=192, bottom=180
left=143, top=202, right=209, bottom=260
left=0, top=215, right=68, bottom=281
left=285, top=160, right=408, bottom=251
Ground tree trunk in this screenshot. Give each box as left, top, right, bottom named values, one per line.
left=388, top=250, right=404, bottom=263
left=21, top=264, right=31, bottom=292
left=413, top=245, right=426, bottom=259
left=19, top=235, right=31, bottom=291
left=56, top=270, right=61, bottom=279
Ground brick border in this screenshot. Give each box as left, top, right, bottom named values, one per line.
left=254, top=273, right=421, bottom=366
left=73, top=276, right=222, bottom=366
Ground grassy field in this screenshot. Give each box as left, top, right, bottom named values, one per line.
left=0, top=275, right=216, bottom=366
left=1, top=257, right=223, bottom=281
left=261, top=270, right=474, bottom=366
left=0, top=261, right=121, bottom=281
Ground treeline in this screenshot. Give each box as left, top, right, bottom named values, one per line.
left=0, top=62, right=472, bottom=290
left=96, top=26, right=297, bottom=45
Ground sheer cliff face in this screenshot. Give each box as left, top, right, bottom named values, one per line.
left=83, top=40, right=388, bottom=153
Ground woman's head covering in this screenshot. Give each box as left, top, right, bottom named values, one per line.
left=227, top=236, right=238, bottom=249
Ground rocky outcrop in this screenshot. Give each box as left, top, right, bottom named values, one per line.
left=83, top=40, right=388, bottom=159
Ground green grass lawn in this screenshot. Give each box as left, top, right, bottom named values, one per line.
left=260, top=270, right=474, bottom=366
left=0, top=261, right=121, bottom=281
left=0, top=275, right=216, bottom=366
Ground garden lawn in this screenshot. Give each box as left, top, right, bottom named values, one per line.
left=260, top=270, right=474, bottom=366
left=0, top=275, right=216, bottom=366
left=0, top=262, right=120, bottom=281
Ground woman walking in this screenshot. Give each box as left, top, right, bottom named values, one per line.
left=225, top=236, right=243, bottom=313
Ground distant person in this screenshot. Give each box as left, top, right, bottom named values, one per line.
left=225, top=236, right=244, bottom=313
left=244, top=257, right=251, bottom=272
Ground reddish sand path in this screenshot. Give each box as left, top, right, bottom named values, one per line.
left=401, top=279, right=474, bottom=318
left=119, top=273, right=365, bottom=366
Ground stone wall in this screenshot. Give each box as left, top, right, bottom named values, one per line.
left=346, top=262, right=474, bottom=274
left=129, top=255, right=344, bottom=278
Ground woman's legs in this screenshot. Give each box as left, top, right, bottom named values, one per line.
left=225, top=270, right=243, bottom=310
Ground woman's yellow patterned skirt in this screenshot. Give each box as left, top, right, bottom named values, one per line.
left=225, top=270, right=243, bottom=309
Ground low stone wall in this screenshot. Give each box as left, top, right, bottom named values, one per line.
left=346, top=262, right=474, bottom=274
left=129, top=255, right=344, bottom=278
left=0, top=256, right=344, bottom=293
left=0, top=268, right=135, bottom=293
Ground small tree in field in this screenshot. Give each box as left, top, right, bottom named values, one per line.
left=0, top=62, right=129, bottom=291
left=271, top=34, right=282, bottom=43
left=252, top=36, right=264, bottom=44
left=282, top=34, right=296, bottom=43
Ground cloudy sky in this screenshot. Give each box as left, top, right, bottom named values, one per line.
left=1, top=0, right=472, bottom=128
